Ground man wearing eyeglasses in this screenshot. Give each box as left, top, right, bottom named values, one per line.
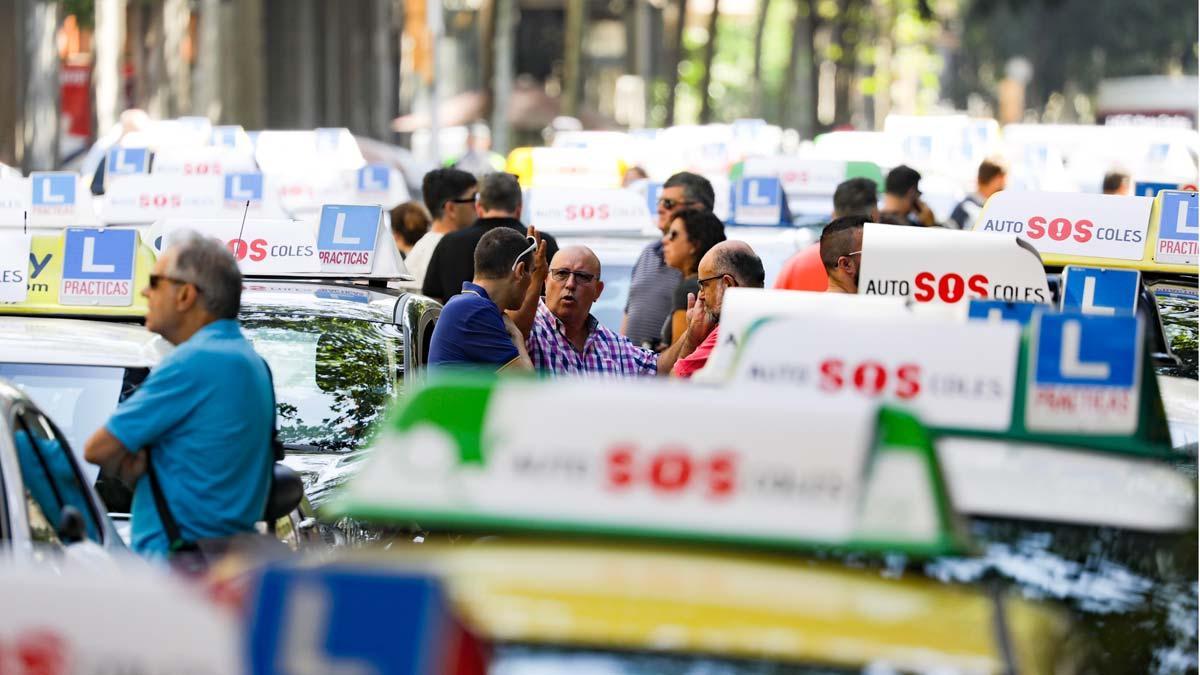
left=428, top=228, right=543, bottom=371
left=84, top=232, right=273, bottom=558
left=622, top=172, right=716, bottom=350
left=403, top=168, right=478, bottom=291
left=671, top=241, right=765, bottom=379
left=819, top=215, right=867, bottom=294
left=514, top=245, right=711, bottom=377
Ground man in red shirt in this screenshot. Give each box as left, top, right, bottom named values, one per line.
left=775, top=177, right=879, bottom=291
left=673, top=241, right=765, bottom=378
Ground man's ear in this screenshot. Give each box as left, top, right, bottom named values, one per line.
left=513, top=260, right=528, bottom=279
left=595, top=279, right=605, bottom=299
left=177, top=283, right=200, bottom=311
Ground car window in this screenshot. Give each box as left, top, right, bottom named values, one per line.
left=0, top=363, right=133, bottom=485
left=13, top=409, right=103, bottom=544
left=1155, top=291, right=1197, bottom=379
left=594, top=263, right=633, bottom=333
left=241, top=313, right=404, bottom=453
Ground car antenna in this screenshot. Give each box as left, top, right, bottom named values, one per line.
left=22, top=210, right=27, bottom=235
left=236, top=199, right=250, bottom=244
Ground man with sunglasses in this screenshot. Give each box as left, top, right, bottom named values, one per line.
left=819, top=215, right=868, bottom=294
left=514, top=245, right=712, bottom=377
left=623, top=172, right=716, bottom=350
left=403, top=168, right=478, bottom=291
left=428, top=228, right=542, bottom=371
left=422, top=171, right=559, bottom=304
left=84, top=232, right=273, bottom=558
left=671, top=241, right=765, bottom=379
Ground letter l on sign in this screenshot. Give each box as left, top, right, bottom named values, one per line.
left=748, top=180, right=771, bottom=205
left=331, top=212, right=361, bottom=245
left=230, top=175, right=255, bottom=201
left=81, top=237, right=115, bottom=274
left=1059, top=319, right=1109, bottom=379
left=1176, top=199, right=1198, bottom=235
left=41, top=178, right=64, bottom=204
left=1079, top=277, right=1115, bottom=316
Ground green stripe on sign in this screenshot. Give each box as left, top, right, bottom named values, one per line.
left=393, top=375, right=497, bottom=464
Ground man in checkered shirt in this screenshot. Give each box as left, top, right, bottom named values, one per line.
left=514, top=245, right=709, bottom=377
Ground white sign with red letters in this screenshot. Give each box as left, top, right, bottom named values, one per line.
left=858, top=223, right=1051, bottom=305
left=731, top=313, right=1021, bottom=430
left=975, top=191, right=1153, bottom=261
left=151, top=146, right=258, bottom=177
left=526, top=187, right=651, bottom=234
left=157, top=218, right=319, bottom=274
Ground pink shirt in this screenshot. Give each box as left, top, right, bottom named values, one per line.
left=672, top=327, right=720, bottom=378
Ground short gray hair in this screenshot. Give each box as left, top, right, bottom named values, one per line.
left=165, top=231, right=242, bottom=319
left=478, top=172, right=522, bottom=214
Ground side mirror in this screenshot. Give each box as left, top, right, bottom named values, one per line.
left=57, top=505, right=86, bottom=544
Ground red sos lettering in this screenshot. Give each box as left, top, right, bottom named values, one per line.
left=818, top=359, right=921, bottom=400
left=565, top=204, right=611, bottom=220
left=139, top=194, right=183, bottom=209
left=606, top=445, right=736, bottom=498
left=226, top=238, right=268, bottom=261
left=184, top=162, right=221, bottom=175
left=1025, top=216, right=1093, bottom=243
left=913, top=272, right=988, bottom=303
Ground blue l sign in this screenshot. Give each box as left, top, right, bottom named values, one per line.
left=318, top=205, right=381, bottom=251
left=224, top=173, right=264, bottom=203
left=1060, top=266, right=1140, bottom=316
left=211, top=125, right=242, bottom=148
left=738, top=177, right=781, bottom=209
left=966, top=299, right=1041, bottom=325
left=62, top=229, right=136, bottom=279
left=646, top=183, right=662, bottom=216
left=106, top=147, right=149, bottom=176
left=1034, top=313, right=1139, bottom=387
left=1159, top=191, right=1198, bottom=241
left=248, top=566, right=451, bottom=675
left=30, top=173, right=76, bottom=207
left=357, top=165, right=390, bottom=192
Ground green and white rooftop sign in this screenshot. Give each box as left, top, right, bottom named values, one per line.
left=330, top=377, right=965, bottom=557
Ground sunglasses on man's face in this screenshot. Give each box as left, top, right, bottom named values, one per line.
left=148, top=273, right=193, bottom=290
left=450, top=192, right=478, bottom=205
left=657, top=197, right=697, bottom=211
left=549, top=268, right=597, bottom=284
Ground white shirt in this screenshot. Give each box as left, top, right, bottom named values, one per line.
left=399, top=231, right=443, bottom=291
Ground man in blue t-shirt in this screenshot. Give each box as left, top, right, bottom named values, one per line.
left=428, top=227, right=541, bottom=371
left=85, top=232, right=273, bottom=558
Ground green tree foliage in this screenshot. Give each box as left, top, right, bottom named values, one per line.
left=952, top=0, right=1199, bottom=112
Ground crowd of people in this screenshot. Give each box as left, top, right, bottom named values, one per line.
left=391, top=160, right=1014, bottom=380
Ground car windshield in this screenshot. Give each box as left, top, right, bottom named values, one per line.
left=0, top=363, right=137, bottom=485
left=490, top=645, right=857, bottom=675
left=240, top=312, right=404, bottom=453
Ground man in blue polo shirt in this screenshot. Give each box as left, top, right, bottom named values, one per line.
left=85, top=232, right=273, bottom=558
left=428, top=227, right=541, bottom=371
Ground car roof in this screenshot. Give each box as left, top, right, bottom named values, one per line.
left=240, top=279, right=408, bottom=324
left=0, top=317, right=170, bottom=368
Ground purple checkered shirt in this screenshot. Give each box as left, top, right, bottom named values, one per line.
left=527, top=300, right=658, bottom=377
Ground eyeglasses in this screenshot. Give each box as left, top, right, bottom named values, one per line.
left=450, top=193, right=478, bottom=204
left=549, top=268, right=597, bottom=284
left=657, top=197, right=697, bottom=211
left=511, top=236, right=538, bottom=272
left=148, top=274, right=196, bottom=291
left=697, top=272, right=731, bottom=288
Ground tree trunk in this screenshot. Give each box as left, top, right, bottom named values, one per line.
left=562, top=0, right=585, bottom=118
left=93, top=0, right=124, bottom=133
left=23, top=0, right=60, bottom=170
left=749, top=0, right=770, bottom=119
left=777, top=0, right=804, bottom=127
left=698, top=0, right=721, bottom=123
left=491, top=0, right=516, bottom=153
left=831, top=0, right=857, bottom=127
left=663, top=0, right=688, bottom=126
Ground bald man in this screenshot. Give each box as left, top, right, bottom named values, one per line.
left=517, top=245, right=707, bottom=377
left=672, top=240, right=765, bottom=378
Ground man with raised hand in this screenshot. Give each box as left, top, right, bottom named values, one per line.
left=428, top=227, right=542, bottom=371
left=516, top=245, right=705, bottom=377
left=819, top=215, right=868, bottom=294
left=672, top=241, right=765, bottom=379
left=85, top=232, right=274, bottom=559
